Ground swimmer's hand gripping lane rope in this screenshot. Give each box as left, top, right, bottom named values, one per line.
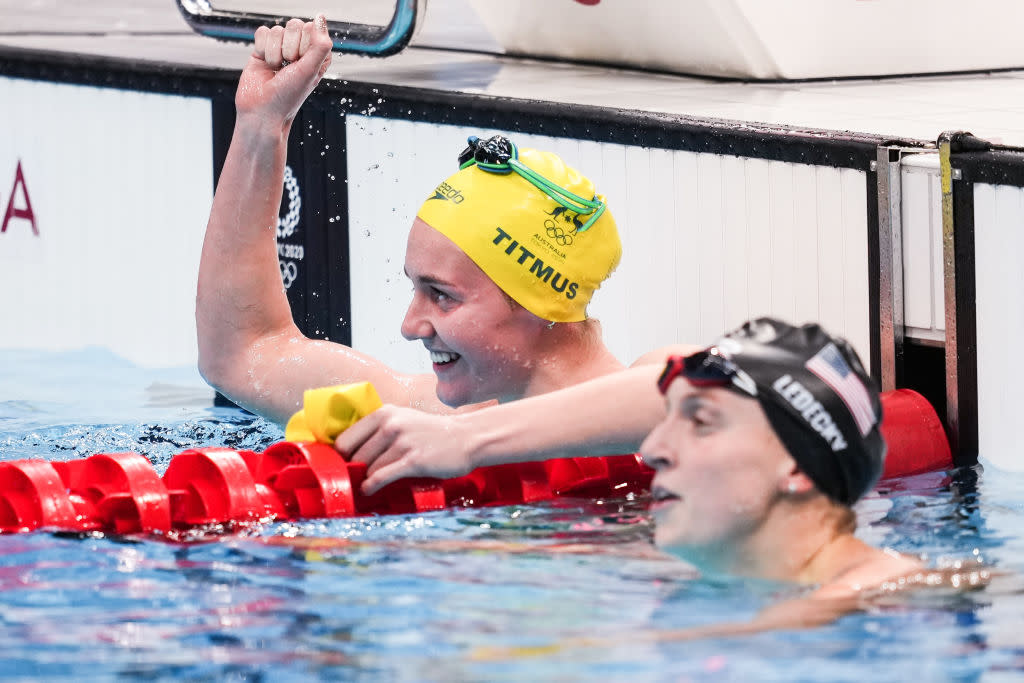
left=0, top=385, right=950, bottom=538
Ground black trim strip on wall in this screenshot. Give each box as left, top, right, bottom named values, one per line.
left=865, top=167, right=882, bottom=382
left=955, top=149, right=1024, bottom=187
left=288, top=102, right=352, bottom=348
left=211, top=98, right=236, bottom=194
left=0, top=46, right=238, bottom=99
left=311, top=79, right=886, bottom=171
left=210, top=98, right=237, bottom=408
left=322, top=105, right=353, bottom=346
left=951, top=176, right=979, bottom=465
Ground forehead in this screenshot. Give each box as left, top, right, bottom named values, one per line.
left=405, top=217, right=492, bottom=287
left=665, top=378, right=764, bottom=422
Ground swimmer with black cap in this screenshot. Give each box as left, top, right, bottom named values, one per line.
left=197, top=17, right=671, bottom=426
left=644, top=317, right=922, bottom=594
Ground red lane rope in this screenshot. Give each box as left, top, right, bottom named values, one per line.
left=0, top=390, right=951, bottom=536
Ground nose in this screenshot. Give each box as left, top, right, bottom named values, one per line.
left=639, top=418, right=676, bottom=471
left=400, top=292, right=434, bottom=341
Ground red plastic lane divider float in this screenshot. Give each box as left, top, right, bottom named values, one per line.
left=879, top=389, right=952, bottom=479
left=0, top=389, right=952, bottom=536
left=55, top=451, right=172, bottom=534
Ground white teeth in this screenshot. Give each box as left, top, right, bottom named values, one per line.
left=430, top=351, right=459, bottom=364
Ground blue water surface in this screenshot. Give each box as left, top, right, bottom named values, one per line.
left=1, top=348, right=1023, bottom=682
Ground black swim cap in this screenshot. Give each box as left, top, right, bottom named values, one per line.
left=682, top=318, right=885, bottom=505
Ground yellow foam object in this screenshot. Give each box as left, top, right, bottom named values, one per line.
left=416, top=146, right=621, bottom=322
left=284, top=381, right=383, bottom=444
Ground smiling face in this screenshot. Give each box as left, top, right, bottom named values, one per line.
left=641, top=378, right=795, bottom=565
left=401, top=217, right=550, bottom=407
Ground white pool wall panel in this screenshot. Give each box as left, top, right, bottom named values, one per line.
left=974, top=183, right=1024, bottom=471
left=900, top=156, right=945, bottom=342
left=0, top=76, right=212, bottom=368
left=346, top=115, right=871, bottom=375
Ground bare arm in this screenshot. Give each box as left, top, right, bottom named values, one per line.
left=336, top=363, right=670, bottom=494
left=333, top=343, right=701, bottom=493
left=196, top=17, right=444, bottom=424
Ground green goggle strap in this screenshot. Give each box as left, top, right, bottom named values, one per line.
left=459, top=142, right=607, bottom=233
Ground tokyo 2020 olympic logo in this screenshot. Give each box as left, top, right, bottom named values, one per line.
left=277, top=165, right=303, bottom=290
left=277, top=165, right=301, bottom=240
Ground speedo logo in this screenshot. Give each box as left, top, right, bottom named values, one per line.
left=772, top=374, right=848, bottom=452
left=427, top=181, right=464, bottom=204
left=492, top=227, right=578, bottom=299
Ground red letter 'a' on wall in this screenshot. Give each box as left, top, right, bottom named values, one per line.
left=2, top=160, right=38, bottom=235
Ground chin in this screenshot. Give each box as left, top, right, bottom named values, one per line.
left=436, top=377, right=505, bottom=408
left=652, top=526, right=680, bottom=551
left=435, top=387, right=468, bottom=409
left=434, top=382, right=482, bottom=409
left=652, top=516, right=699, bottom=555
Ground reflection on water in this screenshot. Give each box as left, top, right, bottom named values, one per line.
left=1, top=349, right=1024, bottom=679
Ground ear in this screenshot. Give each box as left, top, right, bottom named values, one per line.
left=778, top=463, right=815, bottom=496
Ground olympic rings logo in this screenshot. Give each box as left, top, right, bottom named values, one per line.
left=277, top=165, right=302, bottom=240
left=280, top=260, right=298, bottom=290
left=544, top=218, right=575, bottom=246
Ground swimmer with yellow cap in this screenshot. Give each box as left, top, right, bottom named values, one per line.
left=398, top=134, right=627, bottom=407
left=197, top=15, right=662, bottom=426
left=417, top=135, right=621, bottom=323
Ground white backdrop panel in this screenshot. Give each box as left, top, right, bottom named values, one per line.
left=900, top=160, right=945, bottom=340
left=346, top=115, right=871, bottom=375
left=0, top=76, right=212, bottom=368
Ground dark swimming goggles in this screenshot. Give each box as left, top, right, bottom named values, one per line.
left=456, top=135, right=607, bottom=233
left=657, top=348, right=757, bottom=397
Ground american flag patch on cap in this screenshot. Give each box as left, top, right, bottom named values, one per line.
left=805, top=343, right=875, bottom=436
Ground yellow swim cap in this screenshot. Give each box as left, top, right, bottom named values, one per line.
left=416, top=135, right=621, bottom=322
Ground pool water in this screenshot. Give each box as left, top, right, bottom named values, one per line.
left=1, top=348, right=1024, bottom=681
